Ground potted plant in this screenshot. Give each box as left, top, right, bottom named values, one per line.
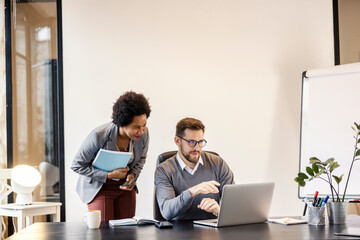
left=295, top=122, right=360, bottom=224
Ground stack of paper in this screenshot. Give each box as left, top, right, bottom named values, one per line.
left=267, top=217, right=307, bottom=225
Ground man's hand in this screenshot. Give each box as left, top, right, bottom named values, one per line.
left=120, top=173, right=136, bottom=191
left=198, top=198, right=220, bottom=215
left=107, top=167, right=129, bottom=180
left=189, top=180, right=220, bottom=196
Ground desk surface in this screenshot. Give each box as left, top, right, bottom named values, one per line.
left=8, top=215, right=360, bottom=240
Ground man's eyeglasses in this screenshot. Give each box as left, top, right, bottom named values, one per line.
left=177, top=136, right=207, bottom=148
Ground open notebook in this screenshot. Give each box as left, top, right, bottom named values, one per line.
left=109, top=216, right=158, bottom=227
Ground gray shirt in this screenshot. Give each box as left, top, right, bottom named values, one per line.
left=155, top=151, right=234, bottom=220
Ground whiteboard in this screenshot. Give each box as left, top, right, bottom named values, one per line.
left=299, top=62, right=360, bottom=199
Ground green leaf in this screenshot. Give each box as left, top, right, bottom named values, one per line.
left=294, top=177, right=306, bottom=187
left=298, top=172, right=308, bottom=180
left=355, top=122, right=360, bottom=130
left=325, top=158, right=335, bottom=164
left=309, top=157, right=320, bottom=164
left=333, top=174, right=344, bottom=184
left=333, top=175, right=340, bottom=184
left=329, top=162, right=340, bottom=173
left=356, top=149, right=360, bottom=157
left=318, top=165, right=325, bottom=171
left=358, top=138, right=360, bottom=144
left=306, top=167, right=314, bottom=177
left=312, top=163, right=319, bottom=174
left=339, top=174, right=344, bottom=182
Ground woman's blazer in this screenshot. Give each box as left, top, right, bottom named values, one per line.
left=71, top=122, right=149, bottom=203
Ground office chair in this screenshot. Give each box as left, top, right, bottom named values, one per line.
left=153, top=150, right=219, bottom=220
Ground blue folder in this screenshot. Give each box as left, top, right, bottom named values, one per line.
left=92, top=149, right=132, bottom=172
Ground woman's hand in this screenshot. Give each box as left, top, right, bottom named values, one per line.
left=120, top=173, right=136, bottom=191
left=107, top=167, right=129, bottom=180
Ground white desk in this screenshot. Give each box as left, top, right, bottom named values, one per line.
left=0, top=202, right=61, bottom=231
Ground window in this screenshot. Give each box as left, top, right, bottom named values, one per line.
left=4, top=0, right=65, bottom=228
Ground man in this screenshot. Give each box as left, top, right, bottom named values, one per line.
left=155, top=117, right=234, bottom=220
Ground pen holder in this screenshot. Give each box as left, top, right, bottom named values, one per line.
left=308, top=206, right=325, bottom=225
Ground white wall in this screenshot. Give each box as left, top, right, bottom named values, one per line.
left=63, top=0, right=334, bottom=221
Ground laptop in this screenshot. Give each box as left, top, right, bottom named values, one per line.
left=193, top=182, right=275, bottom=228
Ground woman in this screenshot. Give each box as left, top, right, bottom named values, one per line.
left=71, top=91, right=151, bottom=221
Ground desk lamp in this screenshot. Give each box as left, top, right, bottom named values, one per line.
left=39, top=162, right=59, bottom=196
left=11, top=165, right=41, bottom=205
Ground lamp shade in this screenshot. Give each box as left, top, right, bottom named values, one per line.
left=39, top=162, right=59, bottom=196
left=11, top=165, right=41, bottom=205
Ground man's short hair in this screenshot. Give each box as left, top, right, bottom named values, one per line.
left=176, top=117, right=205, bottom=137
left=112, top=91, right=151, bottom=127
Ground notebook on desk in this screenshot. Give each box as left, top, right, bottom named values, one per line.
left=335, top=227, right=360, bottom=237
left=193, top=182, right=275, bottom=228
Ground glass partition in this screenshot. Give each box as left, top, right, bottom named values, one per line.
left=10, top=0, right=60, bottom=203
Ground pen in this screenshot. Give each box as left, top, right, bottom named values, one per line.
left=313, top=197, right=319, bottom=207
left=313, top=191, right=319, bottom=206
left=318, top=198, right=324, bottom=207
left=321, top=196, right=329, bottom=207
left=317, top=197, right=322, bottom=207
left=303, top=203, right=307, bottom=216
left=303, top=197, right=313, bottom=208
left=302, top=197, right=308, bottom=216
left=316, top=198, right=323, bottom=207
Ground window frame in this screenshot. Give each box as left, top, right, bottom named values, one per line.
left=4, top=0, right=65, bottom=225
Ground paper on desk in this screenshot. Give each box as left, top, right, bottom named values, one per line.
left=267, top=217, right=307, bottom=225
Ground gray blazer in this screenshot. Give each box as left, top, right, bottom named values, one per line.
left=71, top=122, right=149, bottom=203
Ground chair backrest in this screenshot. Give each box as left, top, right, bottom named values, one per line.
left=0, top=169, right=13, bottom=203
left=153, top=150, right=219, bottom=220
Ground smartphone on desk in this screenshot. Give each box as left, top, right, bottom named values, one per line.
left=155, top=221, right=173, bottom=229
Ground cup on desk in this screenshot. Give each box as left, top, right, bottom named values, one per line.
left=308, top=206, right=325, bottom=225
left=82, top=210, right=101, bottom=229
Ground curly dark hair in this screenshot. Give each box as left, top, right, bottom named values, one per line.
left=176, top=117, right=205, bottom=137
left=112, top=91, right=151, bottom=127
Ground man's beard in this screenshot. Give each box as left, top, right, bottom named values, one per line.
left=180, top=144, right=200, bottom=163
